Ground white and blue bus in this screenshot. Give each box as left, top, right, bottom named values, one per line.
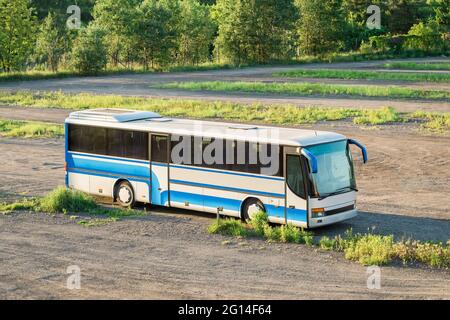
left=65, top=109, right=367, bottom=228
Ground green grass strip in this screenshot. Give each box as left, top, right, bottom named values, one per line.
left=0, top=119, right=64, bottom=138
left=274, top=69, right=450, bottom=83
left=384, top=62, right=450, bottom=71
left=159, top=81, right=450, bottom=100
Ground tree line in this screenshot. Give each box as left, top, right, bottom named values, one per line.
left=0, top=0, right=448, bottom=74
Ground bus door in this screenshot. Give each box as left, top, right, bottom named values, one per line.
left=284, top=147, right=308, bottom=226
left=150, top=134, right=170, bottom=206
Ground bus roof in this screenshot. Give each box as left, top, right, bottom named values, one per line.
left=66, top=109, right=346, bottom=147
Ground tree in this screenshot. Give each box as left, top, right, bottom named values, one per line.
left=136, top=0, right=180, bottom=70
left=177, top=0, right=216, bottom=65
left=0, top=0, right=36, bottom=72
left=213, top=0, right=298, bottom=64
left=35, top=12, right=65, bottom=71
left=296, top=0, right=347, bottom=56
left=70, top=25, right=107, bottom=74
left=92, top=0, right=139, bottom=67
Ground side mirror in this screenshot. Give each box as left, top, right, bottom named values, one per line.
left=348, top=139, right=368, bottom=164
left=301, top=148, right=318, bottom=173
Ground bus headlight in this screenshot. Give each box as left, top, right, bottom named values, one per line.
left=312, top=208, right=325, bottom=218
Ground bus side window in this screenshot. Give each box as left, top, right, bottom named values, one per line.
left=151, top=135, right=168, bottom=163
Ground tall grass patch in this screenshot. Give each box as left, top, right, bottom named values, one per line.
left=384, top=62, right=450, bottom=71
left=207, top=218, right=251, bottom=237
left=411, top=111, right=450, bottom=133
left=274, top=69, right=450, bottom=83
left=0, top=119, right=63, bottom=138
left=0, top=187, right=143, bottom=220
left=159, top=81, right=450, bottom=100
left=354, top=107, right=402, bottom=125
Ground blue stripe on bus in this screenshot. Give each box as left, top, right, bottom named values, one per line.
left=68, top=155, right=149, bottom=178
left=170, top=179, right=285, bottom=198
left=68, top=151, right=149, bottom=164
left=68, top=152, right=284, bottom=182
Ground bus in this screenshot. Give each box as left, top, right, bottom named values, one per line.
left=65, top=108, right=368, bottom=228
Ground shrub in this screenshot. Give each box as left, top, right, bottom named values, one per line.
left=71, top=25, right=107, bottom=74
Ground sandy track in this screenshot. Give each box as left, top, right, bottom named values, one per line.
left=0, top=121, right=449, bottom=299
left=0, top=57, right=449, bottom=113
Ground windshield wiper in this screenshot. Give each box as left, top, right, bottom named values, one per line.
left=318, top=186, right=358, bottom=200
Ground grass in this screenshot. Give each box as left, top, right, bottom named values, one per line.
left=410, top=111, right=450, bottom=133
left=384, top=62, right=450, bottom=71
left=0, top=63, right=238, bottom=82
left=274, top=69, right=450, bottom=83
left=0, top=91, right=401, bottom=126
left=0, top=187, right=143, bottom=221
left=0, top=119, right=64, bottom=138
left=208, top=214, right=450, bottom=268
left=0, top=91, right=447, bottom=132
left=159, top=81, right=450, bottom=100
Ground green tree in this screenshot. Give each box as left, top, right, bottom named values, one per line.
left=0, top=0, right=36, bottom=72
left=296, top=0, right=347, bottom=56
left=136, top=0, right=180, bottom=70
left=213, top=0, right=298, bottom=64
left=177, top=0, right=216, bottom=65
left=35, top=12, right=65, bottom=71
left=92, top=0, right=139, bottom=68
left=70, top=25, right=107, bottom=74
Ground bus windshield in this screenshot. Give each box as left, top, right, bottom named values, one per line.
left=307, top=140, right=356, bottom=198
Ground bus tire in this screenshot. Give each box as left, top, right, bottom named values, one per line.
left=242, top=198, right=265, bottom=222
left=115, top=181, right=135, bottom=208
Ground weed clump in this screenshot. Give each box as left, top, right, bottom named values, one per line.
left=207, top=218, right=250, bottom=237
left=39, top=187, right=97, bottom=214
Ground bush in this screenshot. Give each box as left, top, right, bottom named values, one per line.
left=71, top=25, right=107, bottom=74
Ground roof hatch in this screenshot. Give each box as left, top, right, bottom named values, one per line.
left=68, top=109, right=161, bottom=123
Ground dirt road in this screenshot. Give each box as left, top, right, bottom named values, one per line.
left=1, top=57, right=449, bottom=113
left=1, top=117, right=449, bottom=299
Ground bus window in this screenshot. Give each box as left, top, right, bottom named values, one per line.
left=151, top=135, right=168, bottom=163
left=286, top=155, right=305, bottom=199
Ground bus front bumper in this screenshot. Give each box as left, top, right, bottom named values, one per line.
left=309, top=209, right=357, bottom=228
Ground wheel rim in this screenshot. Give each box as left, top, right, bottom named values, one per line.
left=247, top=203, right=263, bottom=220
left=118, top=186, right=132, bottom=205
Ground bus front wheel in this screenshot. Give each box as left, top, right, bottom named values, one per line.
left=116, top=181, right=135, bottom=208
left=242, top=198, right=265, bottom=222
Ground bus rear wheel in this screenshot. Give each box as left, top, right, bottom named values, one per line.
left=116, top=181, right=135, bottom=208
left=242, top=198, right=265, bottom=222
